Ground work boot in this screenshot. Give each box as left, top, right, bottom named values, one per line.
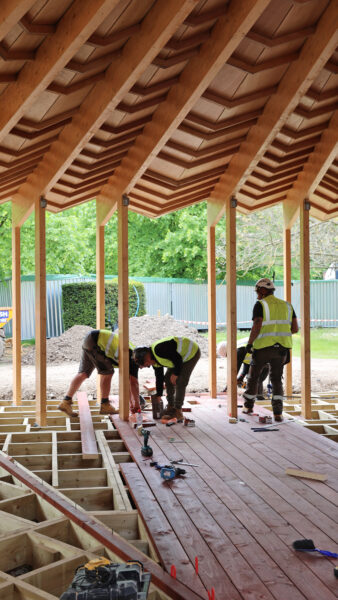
left=256, top=395, right=265, bottom=401
left=161, top=406, right=176, bottom=420
left=274, top=414, right=283, bottom=422
left=58, top=399, right=78, bottom=417
left=174, top=408, right=184, bottom=422
left=242, top=406, right=254, bottom=415
left=100, top=402, right=118, bottom=415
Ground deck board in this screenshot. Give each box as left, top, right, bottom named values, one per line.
left=77, top=391, right=99, bottom=459
left=113, top=398, right=338, bottom=600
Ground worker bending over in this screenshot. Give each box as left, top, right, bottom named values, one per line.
left=243, top=278, right=298, bottom=421
left=133, top=337, right=201, bottom=421
left=58, top=329, right=140, bottom=417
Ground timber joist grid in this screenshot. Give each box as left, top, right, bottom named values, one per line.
left=0, top=400, right=188, bottom=599
left=0, top=0, right=336, bottom=222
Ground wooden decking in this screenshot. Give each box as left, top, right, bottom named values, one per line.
left=114, top=397, right=338, bottom=600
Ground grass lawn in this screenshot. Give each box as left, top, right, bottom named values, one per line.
left=202, top=328, right=338, bottom=359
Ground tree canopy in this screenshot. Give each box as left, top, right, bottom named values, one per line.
left=0, top=200, right=336, bottom=282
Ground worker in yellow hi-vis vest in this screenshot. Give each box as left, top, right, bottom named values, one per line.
left=242, top=278, right=298, bottom=422
left=133, top=337, right=201, bottom=422
left=58, top=329, right=140, bottom=417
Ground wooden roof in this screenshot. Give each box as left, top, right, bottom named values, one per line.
left=0, top=0, right=337, bottom=221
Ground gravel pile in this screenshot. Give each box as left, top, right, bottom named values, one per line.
left=21, top=315, right=209, bottom=365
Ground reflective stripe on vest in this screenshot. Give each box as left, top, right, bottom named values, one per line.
left=253, top=296, right=293, bottom=350
left=105, top=332, right=119, bottom=360
left=97, top=330, right=134, bottom=362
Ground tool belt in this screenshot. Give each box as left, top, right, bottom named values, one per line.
left=59, top=557, right=150, bottom=599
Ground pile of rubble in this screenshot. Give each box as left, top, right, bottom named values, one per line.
left=21, top=315, right=209, bottom=365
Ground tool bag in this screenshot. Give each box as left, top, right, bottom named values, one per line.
left=60, top=557, right=151, bottom=600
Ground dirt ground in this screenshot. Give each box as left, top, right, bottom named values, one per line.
left=1, top=353, right=338, bottom=401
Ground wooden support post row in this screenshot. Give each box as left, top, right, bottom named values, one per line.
left=300, top=199, right=311, bottom=419
left=118, top=195, right=130, bottom=421
left=226, top=197, right=237, bottom=418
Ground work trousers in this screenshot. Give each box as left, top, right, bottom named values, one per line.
left=165, top=348, right=201, bottom=409
left=243, top=345, right=288, bottom=415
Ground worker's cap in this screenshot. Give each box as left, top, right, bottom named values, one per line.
left=216, top=341, right=227, bottom=357
left=133, top=346, right=151, bottom=366
left=255, top=277, right=275, bottom=291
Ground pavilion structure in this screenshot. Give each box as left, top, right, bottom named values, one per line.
left=0, top=0, right=336, bottom=425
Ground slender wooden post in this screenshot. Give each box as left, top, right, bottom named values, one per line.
left=118, top=195, right=130, bottom=421
left=96, top=214, right=105, bottom=404
left=226, top=196, right=237, bottom=418
left=12, top=225, right=22, bottom=406
left=283, top=227, right=292, bottom=398
left=35, top=197, right=47, bottom=426
left=207, top=223, right=217, bottom=398
left=300, top=199, right=311, bottom=419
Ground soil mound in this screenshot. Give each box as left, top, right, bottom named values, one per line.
left=21, top=316, right=208, bottom=365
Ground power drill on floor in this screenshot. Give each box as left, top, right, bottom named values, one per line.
left=150, top=461, right=186, bottom=481
left=141, top=429, right=153, bottom=457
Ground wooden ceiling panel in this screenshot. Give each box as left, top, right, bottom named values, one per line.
left=0, top=0, right=334, bottom=220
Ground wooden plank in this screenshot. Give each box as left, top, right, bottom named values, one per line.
left=226, top=197, right=237, bottom=418
left=121, top=462, right=206, bottom=597
left=118, top=196, right=130, bottom=421
left=0, top=452, right=204, bottom=600
left=77, top=391, right=99, bottom=459
left=285, top=468, right=327, bottom=481
left=11, top=0, right=197, bottom=207
left=300, top=201, right=311, bottom=419
left=0, top=0, right=120, bottom=144
left=96, top=0, right=270, bottom=219
left=207, top=222, right=217, bottom=398
left=283, top=225, right=293, bottom=398
left=51, top=431, right=58, bottom=488
left=35, top=197, right=47, bottom=427
left=208, top=1, right=338, bottom=225
left=11, top=224, right=21, bottom=406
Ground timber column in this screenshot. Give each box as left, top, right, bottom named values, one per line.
left=300, top=199, right=311, bottom=419
left=207, top=222, right=217, bottom=398
left=118, top=195, right=130, bottom=421
left=96, top=209, right=105, bottom=404
left=283, top=227, right=292, bottom=398
left=35, top=197, right=47, bottom=426
left=226, top=196, right=237, bottom=418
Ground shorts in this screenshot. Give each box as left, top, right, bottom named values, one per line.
left=78, top=331, right=116, bottom=376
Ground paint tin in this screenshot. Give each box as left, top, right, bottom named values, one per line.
left=266, top=416, right=272, bottom=424
left=259, top=416, right=267, bottom=424
left=184, top=418, right=195, bottom=427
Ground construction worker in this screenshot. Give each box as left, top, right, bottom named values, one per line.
left=133, top=337, right=201, bottom=421
left=58, top=329, right=140, bottom=417
left=242, top=278, right=298, bottom=421
left=217, top=341, right=268, bottom=397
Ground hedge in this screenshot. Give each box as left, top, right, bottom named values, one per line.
left=62, top=280, right=146, bottom=330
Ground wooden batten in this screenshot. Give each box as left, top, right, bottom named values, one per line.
left=226, top=197, right=237, bottom=418
left=35, top=197, right=47, bottom=427
left=207, top=216, right=217, bottom=398
left=300, top=200, right=311, bottom=419
left=283, top=224, right=293, bottom=398
left=118, top=196, right=130, bottom=421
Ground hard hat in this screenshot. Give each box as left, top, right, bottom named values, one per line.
left=132, top=346, right=150, bottom=366
left=217, top=341, right=227, bottom=357
left=255, top=278, right=275, bottom=291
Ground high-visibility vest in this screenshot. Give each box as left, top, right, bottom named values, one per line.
left=151, top=336, right=199, bottom=368
left=253, top=295, right=293, bottom=350
left=97, top=330, right=134, bottom=362
left=243, top=352, right=252, bottom=365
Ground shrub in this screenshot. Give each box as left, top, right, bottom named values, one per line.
left=62, top=280, right=146, bottom=330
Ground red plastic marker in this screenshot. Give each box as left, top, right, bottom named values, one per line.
left=195, top=556, right=199, bottom=574
left=170, top=565, right=176, bottom=578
